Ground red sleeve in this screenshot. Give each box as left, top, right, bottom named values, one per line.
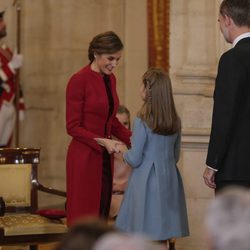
left=0, top=63, right=15, bottom=82
left=111, top=116, right=132, bottom=146
left=66, top=73, right=102, bottom=152
left=0, top=47, right=15, bottom=82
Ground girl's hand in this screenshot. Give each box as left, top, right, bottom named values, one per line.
left=104, top=139, right=123, bottom=154
left=95, top=138, right=124, bottom=154
left=116, top=144, right=128, bottom=153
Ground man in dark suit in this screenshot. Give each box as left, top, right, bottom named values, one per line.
left=203, top=0, right=250, bottom=192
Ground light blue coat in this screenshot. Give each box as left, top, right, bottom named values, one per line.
left=115, top=117, right=189, bottom=240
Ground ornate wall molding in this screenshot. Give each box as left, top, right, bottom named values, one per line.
left=174, top=68, right=216, bottom=97
left=181, top=127, right=210, bottom=149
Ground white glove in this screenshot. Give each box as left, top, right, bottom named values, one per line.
left=19, top=110, right=25, bottom=121
left=8, top=53, right=23, bottom=70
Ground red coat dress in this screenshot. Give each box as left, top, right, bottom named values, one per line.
left=66, top=64, right=131, bottom=226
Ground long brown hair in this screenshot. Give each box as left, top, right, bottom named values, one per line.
left=138, top=68, right=181, bottom=135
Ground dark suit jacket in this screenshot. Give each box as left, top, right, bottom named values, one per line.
left=206, top=37, right=250, bottom=181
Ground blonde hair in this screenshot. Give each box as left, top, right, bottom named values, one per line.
left=117, top=105, right=131, bottom=129
left=138, top=68, right=181, bottom=135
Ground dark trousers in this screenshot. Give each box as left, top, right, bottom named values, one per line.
left=99, top=150, right=112, bottom=218
left=215, top=181, right=250, bottom=194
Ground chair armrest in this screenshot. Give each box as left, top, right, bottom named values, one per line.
left=32, top=179, right=66, bottom=197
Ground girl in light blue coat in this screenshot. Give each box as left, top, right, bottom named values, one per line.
left=116, top=68, right=189, bottom=242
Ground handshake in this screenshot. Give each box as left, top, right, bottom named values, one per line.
left=95, top=138, right=128, bottom=154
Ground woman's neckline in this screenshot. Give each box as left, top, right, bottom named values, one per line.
left=88, top=63, right=110, bottom=78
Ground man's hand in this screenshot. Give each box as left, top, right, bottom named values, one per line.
left=203, top=167, right=216, bottom=189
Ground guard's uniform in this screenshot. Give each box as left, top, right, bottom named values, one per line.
left=0, top=43, right=17, bottom=146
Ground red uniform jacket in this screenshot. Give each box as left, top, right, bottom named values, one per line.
left=0, top=44, right=15, bottom=107
left=66, top=64, right=131, bottom=226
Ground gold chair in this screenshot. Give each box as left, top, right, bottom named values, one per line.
left=0, top=148, right=67, bottom=250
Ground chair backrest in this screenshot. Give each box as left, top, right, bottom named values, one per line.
left=0, top=148, right=40, bottom=213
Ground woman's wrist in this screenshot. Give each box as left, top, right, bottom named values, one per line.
left=94, top=138, right=106, bottom=147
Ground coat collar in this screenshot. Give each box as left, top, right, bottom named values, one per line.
left=234, top=34, right=250, bottom=47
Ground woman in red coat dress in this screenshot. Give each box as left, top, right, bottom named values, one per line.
left=66, top=31, right=131, bottom=226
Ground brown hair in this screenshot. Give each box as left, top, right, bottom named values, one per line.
left=220, top=0, right=250, bottom=27
left=138, top=68, right=181, bottom=135
left=88, top=31, right=124, bottom=62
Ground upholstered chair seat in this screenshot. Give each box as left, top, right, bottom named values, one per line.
left=0, top=148, right=67, bottom=250
left=0, top=214, right=66, bottom=236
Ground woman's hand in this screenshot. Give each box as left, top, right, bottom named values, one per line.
left=116, top=144, right=128, bottom=153
left=94, top=138, right=124, bottom=154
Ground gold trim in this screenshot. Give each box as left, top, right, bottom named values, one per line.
left=148, top=0, right=170, bottom=72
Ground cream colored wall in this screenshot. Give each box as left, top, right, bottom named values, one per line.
left=125, top=2, right=227, bottom=247
left=4, top=1, right=231, bottom=249
left=4, top=0, right=126, bottom=204
left=170, top=0, right=231, bottom=249
left=4, top=0, right=147, bottom=206
left=124, top=0, right=147, bottom=120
